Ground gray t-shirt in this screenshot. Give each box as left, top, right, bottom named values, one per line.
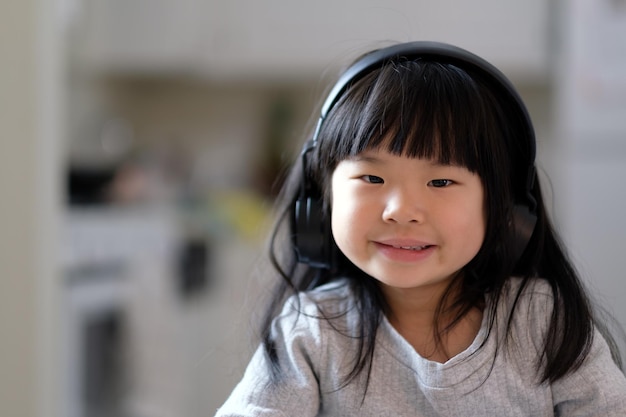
left=216, top=278, right=626, bottom=416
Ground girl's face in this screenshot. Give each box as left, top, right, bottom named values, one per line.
left=330, top=147, right=486, bottom=294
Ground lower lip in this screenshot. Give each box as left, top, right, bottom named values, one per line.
left=374, top=243, right=436, bottom=263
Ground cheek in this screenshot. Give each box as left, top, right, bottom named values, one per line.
left=330, top=202, right=350, bottom=258
left=440, top=190, right=486, bottom=251
left=460, top=197, right=487, bottom=252
left=330, top=190, right=356, bottom=237
left=469, top=214, right=487, bottom=249
left=330, top=181, right=364, bottom=251
left=331, top=203, right=368, bottom=268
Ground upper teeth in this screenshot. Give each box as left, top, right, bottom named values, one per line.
left=394, top=245, right=426, bottom=250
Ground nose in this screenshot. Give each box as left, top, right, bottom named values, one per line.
left=382, top=187, right=426, bottom=224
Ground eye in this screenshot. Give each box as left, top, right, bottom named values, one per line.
left=428, top=179, right=454, bottom=188
left=361, top=175, right=384, bottom=184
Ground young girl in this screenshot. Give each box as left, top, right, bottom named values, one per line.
left=216, top=41, right=626, bottom=416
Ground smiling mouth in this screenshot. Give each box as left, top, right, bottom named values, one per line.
left=390, top=244, right=432, bottom=251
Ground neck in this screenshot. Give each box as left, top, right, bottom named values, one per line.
left=379, top=277, right=483, bottom=362
left=379, top=277, right=458, bottom=326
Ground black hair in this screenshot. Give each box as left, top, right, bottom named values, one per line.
left=257, top=54, right=622, bottom=391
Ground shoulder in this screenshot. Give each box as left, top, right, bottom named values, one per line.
left=501, top=276, right=553, bottom=300
left=492, top=277, right=555, bottom=355
left=265, top=278, right=360, bottom=392
left=301, top=278, right=354, bottom=309
left=216, top=281, right=356, bottom=416
left=496, top=277, right=554, bottom=326
left=279, top=278, right=354, bottom=319
left=498, top=276, right=554, bottom=316
left=272, top=278, right=357, bottom=343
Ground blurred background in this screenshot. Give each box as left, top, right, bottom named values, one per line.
left=2, top=0, right=626, bottom=416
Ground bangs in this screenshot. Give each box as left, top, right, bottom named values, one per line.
left=318, top=60, right=494, bottom=174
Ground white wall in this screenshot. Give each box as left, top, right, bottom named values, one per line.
left=553, top=0, right=626, bottom=339
left=0, top=0, right=63, bottom=416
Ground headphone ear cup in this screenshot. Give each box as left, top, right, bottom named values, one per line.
left=511, top=204, right=537, bottom=263
left=292, top=196, right=332, bottom=268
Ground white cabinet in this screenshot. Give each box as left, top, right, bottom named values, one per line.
left=76, top=0, right=550, bottom=82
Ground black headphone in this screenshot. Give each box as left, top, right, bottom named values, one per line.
left=292, top=41, right=538, bottom=269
